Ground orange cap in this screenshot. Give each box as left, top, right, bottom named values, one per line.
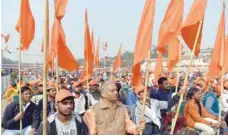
left=90, top=80, right=99, bottom=86
left=72, top=81, right=82, bottom=87
left=133, top=85, right=146, bottom=95
left=55, top=89, right=75, bottom=102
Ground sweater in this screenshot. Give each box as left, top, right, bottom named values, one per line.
left=184, top=99, right=217, bottom=129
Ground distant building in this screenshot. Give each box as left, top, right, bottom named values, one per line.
left=142, top=48, right=212, bottom=73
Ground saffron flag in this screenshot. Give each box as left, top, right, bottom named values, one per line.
left=15, top=0, right=35, bottom=51
left=48, top=0, right=79, bottom=71
left=207, top=2, right=225, bottom=80
left=154, top=52, right=164, bottom=80
left=132, top=0, right=156, bottom=88
left=113, top=46, right=122, bottom=72
left=181, top=0, right=207, bottom=57
left=94, top=37, right=100, bottom=68
left=81, top=9, right=94, bottom=81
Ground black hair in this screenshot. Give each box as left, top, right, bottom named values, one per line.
left=187, top=87, right=200, bottom=100
left=21, top=86, right=31, bottom=94
left=158, top=77, right=168, bottom=85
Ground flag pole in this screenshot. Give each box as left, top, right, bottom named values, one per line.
left=56, top=57, right=60, bottom=92
left=170, top=21, right=203, bottom=134
left=42, top=0, right=49, bottom=134
left=175, top=37, right=183, bottom=94
left=218, top=1, right=226, bottom=134
left=18, top=25, right=22, bottom=136
left=139, top=49, right=151, bottom=135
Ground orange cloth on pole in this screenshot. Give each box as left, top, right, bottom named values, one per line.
left=15, top=0, right=35, bottom=51
left=113, top=46, right=122, bottom=72
left=181, top=0, right=207, bottom=57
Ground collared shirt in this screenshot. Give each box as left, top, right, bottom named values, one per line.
left=23, top=102, right=31, bottom=112
left=83, top=98, right=137, bottom=135
left=73, top=93, right=86, bottom=114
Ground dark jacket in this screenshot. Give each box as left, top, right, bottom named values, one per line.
left=35, top=113, right=88, bottom=135
left=150, top=87, right=177, bottom=116
left=1, top=100, right=40, bottom=130
left=37, top=99, right=56, bottom=120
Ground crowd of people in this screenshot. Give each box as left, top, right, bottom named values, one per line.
left=1, top=69, right=228, bottom=135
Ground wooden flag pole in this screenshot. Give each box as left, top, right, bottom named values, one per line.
left=218, top=1, right=226, bottom=134
left=139, top=49, right=151, bottom=135
left=175, top=41, right=182, bottom=94
left=18, top=28, right=22, bottom=136
left=42, top=0, right=49, bottom=134
left=218, top=68, right=224, bottom=135
left=170, top=21, right=203, bottom=134
left=56, top=57, right=60, bottom=92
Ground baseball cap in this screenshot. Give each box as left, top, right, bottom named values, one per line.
left=72, top=81, right=83, bottom=87
left=55, top=89, right=75, bottom=102
left=90, top=80, right=99, bottom=86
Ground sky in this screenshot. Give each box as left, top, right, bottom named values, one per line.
left=1, top=0, right=228, bottom=63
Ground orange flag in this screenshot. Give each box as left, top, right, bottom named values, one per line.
left=154, top=52, right=164, bottom=80
left=15, top=0, right=35, bottom=51
left=91, top=29, right=95, bottom=55
left=94, top=37, right=100, bottom=68
left=157, top=0, right=184, bottom=53
left=207, top=2, right=225, bottom=80
left=48, top=0, right=79, bottom=71
left=181, top=0, right=207, bottom=57
left=157, top=0, right=184, bottom=72
left=225, top=35, right=228, bottom=73
left=81, top=9, right=94, bottom=81
left=113, top=46, right=122, bottom=72
left=131, top=0, right=156, bottom=88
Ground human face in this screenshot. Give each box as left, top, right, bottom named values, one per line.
left=48, top=89, right=57, bottom=98
left=192, top=90, right=202, bottom=102
left=57, top=98, right=74, bottom=116
left=74, top=85, right=83, bottom=93
left=102, top=83, right=118, bottom=102
left=162, top=80, right=169, bottom=90
left=91, top=85, right=99, bottom=91
left=38, top=85, right=43, bottom=92
left=138, top=91, right=150, bottom=102
left=22, top=90, right=32, bottom=103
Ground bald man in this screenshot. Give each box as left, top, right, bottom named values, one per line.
left=83, top=81, right=145, bottom=135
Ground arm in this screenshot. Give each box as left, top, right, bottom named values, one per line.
left=37, top=100, right=43, bottom=120
left=204, top=97, right=219, bottom=117
left=188, top=102, right=212, bottom=125
left=31, top=105, right=41, bottom=130
left=221, top=94, right=228, bottom=113
left=151, top=98, right=168, bottom=110
left=124, top=107, right=138, bottom=135
left=168, top=94, right=180, bottom=109
left=83, top=109, right=97, bottom=135
left=1, top=103, right=17, bottom=129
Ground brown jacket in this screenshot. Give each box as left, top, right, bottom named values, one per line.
left=83, top=98, right=137, bottom=135
left=184, top=99, right=217, bottom=129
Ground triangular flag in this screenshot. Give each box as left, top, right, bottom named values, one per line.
left=154, top=52, right=164, bottom=80
left=181, top=0, right=207, bottom=57
left=132, top=0, right=156, bottom=88
left=113, top=45, right=122, bottom=72
left=94, top=37, right=100, bottom=68
left=15, top=0, right=35, bottom=51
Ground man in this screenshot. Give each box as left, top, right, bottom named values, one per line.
left=72, top=81, right=88, bottom=116
left=203, top=84, right=220, bottom=117
left=2, top=86, right=40, bottom=135
left=185, top=87, right=221, bottom=135
left=38, top=83, right=57, bottom=120
left=31, top=82, right=43, bottom=105
left=89, top=80, right=101, bottom=100
left=5, top=81, right=18, bottom=102
left=127, top=84, right=184, bottom=134
left=83, top=81, right=145, bottom=135
left=151, top=77, right=186, bottom=133
left=35, top=89, right=88, bottom=135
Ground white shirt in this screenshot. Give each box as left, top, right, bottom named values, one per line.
left=22, top=102, right=31, bottom=112
left=73, top=93, right=86, bottom=114
left=221, top=89, right=228, bottom=113
left=55, top=116, right=77, bottom=135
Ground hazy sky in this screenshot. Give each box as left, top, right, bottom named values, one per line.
left=1, top=0, right=228, bottom=63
